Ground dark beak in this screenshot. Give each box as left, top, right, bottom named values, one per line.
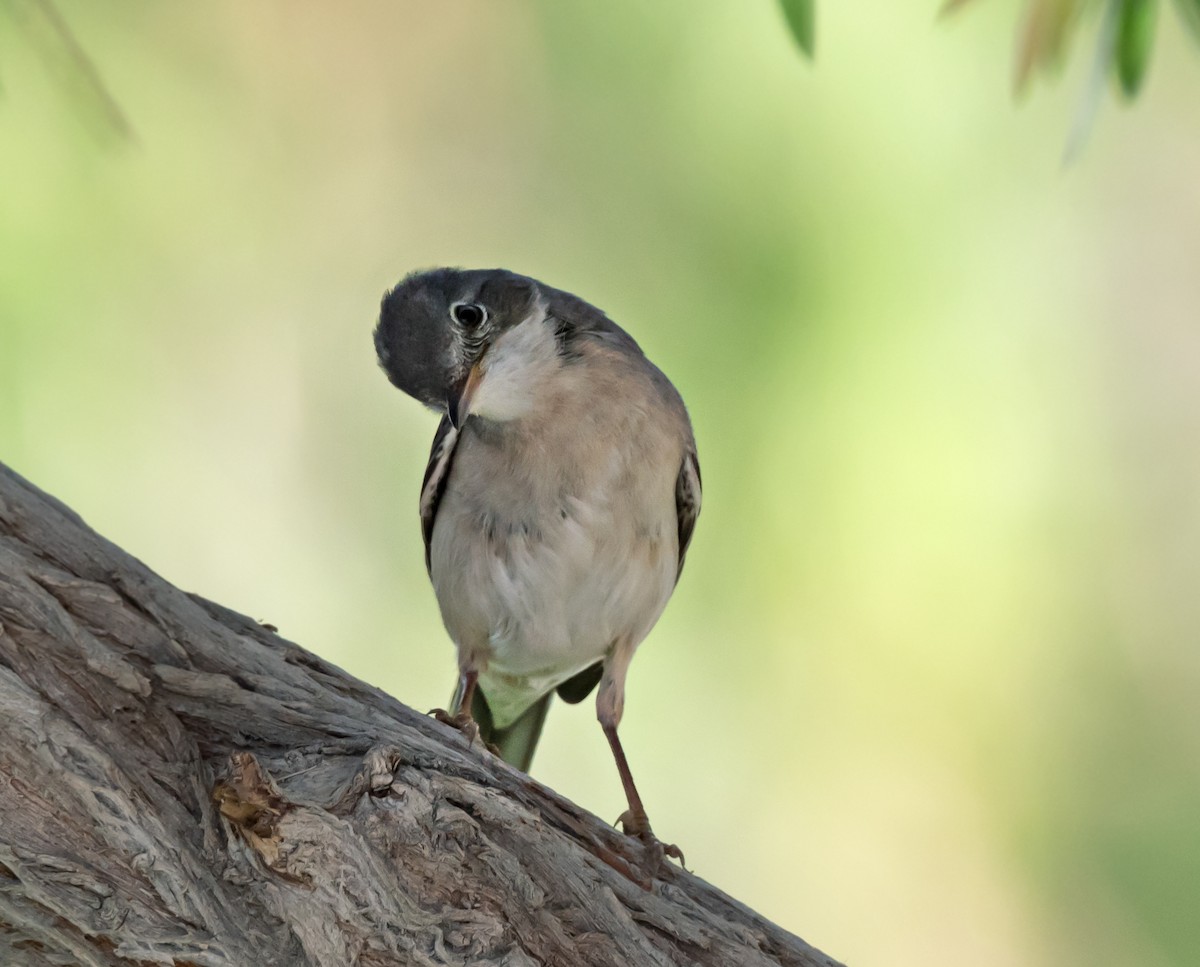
left=447, top=363, right=482, bottom=429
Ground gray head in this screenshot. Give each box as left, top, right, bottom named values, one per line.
left=375, top=268, right=541, bottom=426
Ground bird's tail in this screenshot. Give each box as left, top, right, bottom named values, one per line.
left=450, top=679, right=551, bottom=773
left=488, top=694, right=552, bottom=773
left=449, top=661, right=604, bottom=773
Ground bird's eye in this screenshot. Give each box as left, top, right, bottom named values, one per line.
left=451, top=302, right=487, bottom=328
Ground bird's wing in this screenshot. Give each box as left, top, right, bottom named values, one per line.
left=419, top=414, right=460, bottom=575
left=675, top=444, right=702, bottom=581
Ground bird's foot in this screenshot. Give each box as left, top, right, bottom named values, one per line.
left=429, top=707, right=479, bottom=747
left=616, top=808, right=686, bottom=871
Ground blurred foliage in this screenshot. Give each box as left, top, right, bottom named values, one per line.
left=945, top=0, right=1200, bottom=102
left=780, top=0, right=816, bottom=57
left=2, top=4, right=1199, bottom=967
left=0, top=0, right=132, bottom=142
left=8, top=0, right=1198, bottom=152
left=1115, top=0, right=1158, bottom=96
left=785, top=0, right=1200, bottom=110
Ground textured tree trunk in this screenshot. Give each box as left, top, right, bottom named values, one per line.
left=0, top=462, right=842, bottom=967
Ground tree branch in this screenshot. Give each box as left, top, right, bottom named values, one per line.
left=0, top=462, right=841, bottom=967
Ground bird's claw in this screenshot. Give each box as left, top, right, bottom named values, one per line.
left=616, top=809, right=686, bottom=870
left=428, top=709, right=504, bottom=759
left=429, top=707, right=479, bottom=747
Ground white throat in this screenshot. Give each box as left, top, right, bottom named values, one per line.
left=467, top=309, right=561, bottom=423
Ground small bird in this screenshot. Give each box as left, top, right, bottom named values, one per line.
left=374, top=267, right=700, bottom=861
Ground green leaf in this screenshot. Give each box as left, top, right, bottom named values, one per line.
left=939, top=0, right=982, bottom=15
left=780, top=0, right=815, bottom=59
left=1173, top=0, right=1200, bottom=44
left=1115, top=0, right=1158, bottom=97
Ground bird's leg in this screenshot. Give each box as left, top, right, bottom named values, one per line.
left=597, top=648, right=685, bottom=869
left=431, top=665, right=480, bottom=746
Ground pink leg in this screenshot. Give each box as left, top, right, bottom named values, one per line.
left=596, top=644, right=684, bottom=867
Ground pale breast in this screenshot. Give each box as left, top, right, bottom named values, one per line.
left=428, top=346, right=686, bottom=725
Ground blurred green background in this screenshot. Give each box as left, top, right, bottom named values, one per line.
left=3, top=2, right=1199, bottom=964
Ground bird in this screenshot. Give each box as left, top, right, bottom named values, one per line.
left=374, top=267, right=700, bottom=861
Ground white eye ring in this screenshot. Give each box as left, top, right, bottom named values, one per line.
left=450, top=302, right=487, bottom=328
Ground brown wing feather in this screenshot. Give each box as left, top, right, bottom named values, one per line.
left=675, top=445, right=702, bottom=581
left=419, top=414, right=460, bottom=575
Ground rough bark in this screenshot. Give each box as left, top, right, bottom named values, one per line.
left=0, top=461, right=842, bottom=967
